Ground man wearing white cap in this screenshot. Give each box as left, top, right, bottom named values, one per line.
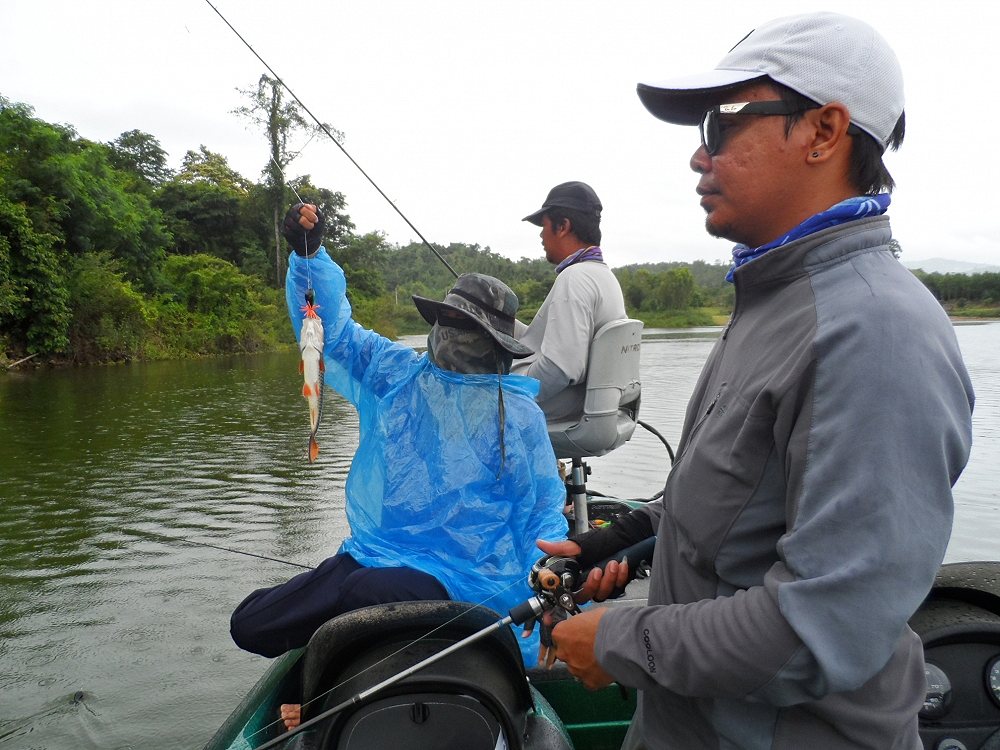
left=536, top=12, right=975, bottom=748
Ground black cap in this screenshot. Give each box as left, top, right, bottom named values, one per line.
left=522, top=181, right=602, bottom=226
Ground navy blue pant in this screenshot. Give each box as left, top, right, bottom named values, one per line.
left=230, top=553, right=450, bottom=657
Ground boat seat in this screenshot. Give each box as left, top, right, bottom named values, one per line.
left=546, top=318, right=643, bottom=460
left=296, top=600, right=570, bottom=750
left=546, top=318, right=643, bottom=534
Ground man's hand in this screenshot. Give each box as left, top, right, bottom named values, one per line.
left=536, top=538, right=630, bottom=604
left=282, top=202, right=325, bottom=256
left=532, top=537, right=628, bottom=680
left=549, top=608, right=615, bottom=690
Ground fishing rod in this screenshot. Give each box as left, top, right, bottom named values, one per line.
left=203, top=0, right=459, bottom=279
left=123, top=528, right=313, bottom=570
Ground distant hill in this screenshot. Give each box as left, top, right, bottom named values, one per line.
left=901, top=258, right=1000, bottom=275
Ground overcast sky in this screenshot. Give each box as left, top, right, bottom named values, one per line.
left=3, top=1, right=997, bottom=268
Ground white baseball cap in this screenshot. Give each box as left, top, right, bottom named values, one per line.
left=636, top=12, right=904, bottom=149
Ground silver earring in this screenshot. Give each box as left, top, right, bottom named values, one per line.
left=811, top=151, right=820, bottom=158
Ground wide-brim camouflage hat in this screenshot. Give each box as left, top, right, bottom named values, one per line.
left=412, top=273, right=533, bottom=359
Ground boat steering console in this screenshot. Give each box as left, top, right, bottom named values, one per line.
left=912, top=561, right=1000, bottom=750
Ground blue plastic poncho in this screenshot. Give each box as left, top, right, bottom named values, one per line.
left=286, top=250, right=568, bottom=662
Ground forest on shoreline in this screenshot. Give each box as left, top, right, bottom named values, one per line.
left=2, top=89, right=997, bottom=369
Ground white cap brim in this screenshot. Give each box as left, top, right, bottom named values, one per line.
left=637, top=69, right=767, bottom=125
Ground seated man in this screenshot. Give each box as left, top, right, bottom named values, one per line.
left=230, top=203, right=568, bottom=726
left=513, top=181, right=627, bottom=423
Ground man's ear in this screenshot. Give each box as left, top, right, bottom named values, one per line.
left=805, top=102, right=852, bottom=162
left=555, top=217, right=573, bottom=237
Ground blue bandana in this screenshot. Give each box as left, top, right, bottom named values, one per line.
left=726, top=194, right=891, bottom=282
left=555, top=245, right=604, bottom=274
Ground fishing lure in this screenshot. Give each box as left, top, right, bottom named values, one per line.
left=299, top=290, right=325, bottom=463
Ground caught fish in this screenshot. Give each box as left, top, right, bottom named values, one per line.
left=299, top=301, right=325, bottom=462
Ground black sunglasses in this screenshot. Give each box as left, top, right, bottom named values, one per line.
left=699, top=101, right=819, bottom=155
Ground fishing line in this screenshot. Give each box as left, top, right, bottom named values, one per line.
left=203, top=0, right=459, bottom=279
left=268, top=154, right=314, bottom=293
left=124, top=528, right=314, bottom=570
left=242, top=576, right=529, bottom=744
left=270, top=154, right=306, bottom=206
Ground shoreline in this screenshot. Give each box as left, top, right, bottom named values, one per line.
left=5, top=316, right=997, bottom=371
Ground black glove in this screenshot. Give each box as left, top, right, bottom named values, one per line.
left=569, top=508, right=655, bottom=568
left=281, top=202, right=325, bottom=256
left=568, top=511, right=656, bottom=600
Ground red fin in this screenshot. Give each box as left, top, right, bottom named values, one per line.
left=303, top=383, right=313, bottom=397
left=299, top=360, right=304, bottom=374
left=308, top=435, right=320, bottom=463
left=319, top=358, right=325, bottom=372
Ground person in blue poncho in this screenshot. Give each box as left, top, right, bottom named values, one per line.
left=230, top=204, right=569, bottom=692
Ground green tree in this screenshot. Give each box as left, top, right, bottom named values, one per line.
left=619, top=268, right=654, bottom=310
left=0, top=97, right=169, bottom=292
left=513, top=278, right=551, bottom=309
left=156, top=147, right=263, bottom=272
left=155, top=253, right=285, bottom=353
left=106, top=129, right=173, bottom=189
left=66, top=252, right=147, bottom=362
left=0, top=200, right=24, bottom=325
left=329, top=231, right=390, bottom=302
left=61, top=142, right=170, bottom=289
left=0, top=193, right=70, bottom=354
left=233, top=74, right=342, bottom=286
left=154, top=179, right=250, bottom=263
left=656, top=267, right=696, bottom=310
left=177, top=146, right=252, bottom=192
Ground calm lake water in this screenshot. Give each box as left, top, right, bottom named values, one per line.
left=1, top=322, right=997, bottom=749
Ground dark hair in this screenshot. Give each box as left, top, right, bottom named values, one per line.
left=775, top=83, right=905, bottom=195
left=544, top=206, right=602, bottom=246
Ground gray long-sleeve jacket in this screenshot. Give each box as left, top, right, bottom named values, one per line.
left=596, top=218, right=975, bottom=749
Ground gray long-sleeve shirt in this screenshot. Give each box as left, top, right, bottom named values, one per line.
left=597, top=218, right=974, bottom=749
left=512, top=259, right=626, bottom=421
